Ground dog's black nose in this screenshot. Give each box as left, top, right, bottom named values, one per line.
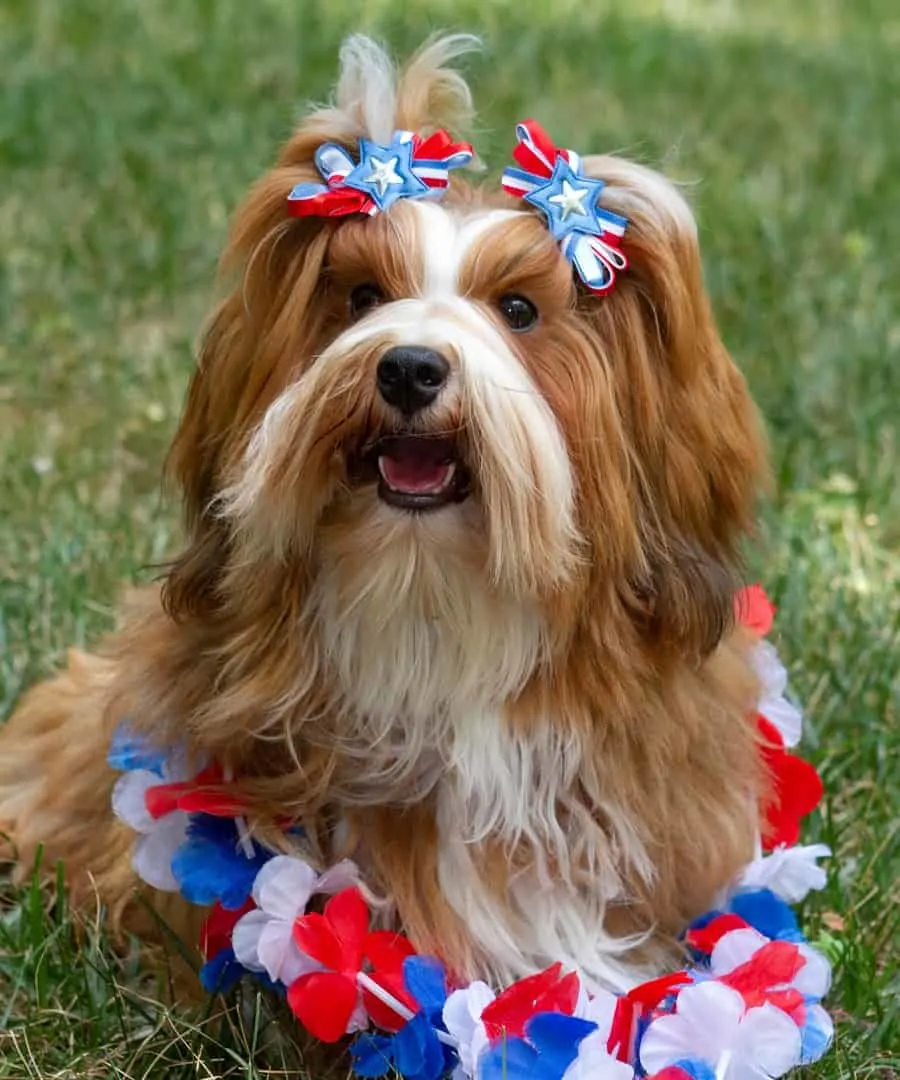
left=376, top=346, right=449, bottom=414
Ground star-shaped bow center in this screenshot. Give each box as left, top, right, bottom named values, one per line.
left=343, top=136, right=429, bottom=211
left=524, top=156, right=609, bottom=241
left=549, top=178, right=590, bottom=220
left=364, top=154, right=403, bottom=196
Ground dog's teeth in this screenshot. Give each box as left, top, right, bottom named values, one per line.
left=437, top=462, right=456, bottom=491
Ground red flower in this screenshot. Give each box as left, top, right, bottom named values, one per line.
left=287, top=888, right=418, bottom=1043
left=734, top=584, right=775, bottom=637
left=685, top=913, right=750, bottom=956
left=144, top=763, right=247, bottom=819
left=481, top=963, right=580, bottom=1041
left=758, top=716, right=824, bottom=850
left=720, top=938, right=806, bottom=1016
left=606, top=970, right=694, bottom=1061
left=200, top=898, right=255, bottom=959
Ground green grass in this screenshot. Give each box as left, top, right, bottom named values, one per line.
left=1, top=0, right=899, bottom=1075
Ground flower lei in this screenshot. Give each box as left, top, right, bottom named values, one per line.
left=109, top=585, right=833, bottom=1079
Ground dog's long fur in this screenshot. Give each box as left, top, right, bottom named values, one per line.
left=0, top=36, right=769, bottom=995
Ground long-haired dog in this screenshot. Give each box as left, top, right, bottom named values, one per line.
left=0, top=35, right=768, bottom=996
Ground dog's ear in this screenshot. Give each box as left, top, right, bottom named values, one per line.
left=162, top=135, right=339, bottom=618
left=578, top=156, right=769, bottom=660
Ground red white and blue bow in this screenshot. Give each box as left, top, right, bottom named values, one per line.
left=287, top=130, right=474, bottom=219
left=502, top=120, right=629, bottom=294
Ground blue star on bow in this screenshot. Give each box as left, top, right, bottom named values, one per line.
left=524, top=156, right=610, bottom=242
left=343, top=135, right=429, bottom=212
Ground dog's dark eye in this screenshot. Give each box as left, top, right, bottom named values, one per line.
left=497, top=293, right=538, bottom=332
left=349, top=283, right=385, bottom=317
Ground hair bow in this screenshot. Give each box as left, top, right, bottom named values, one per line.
left=501, top=120, right=629, bottom=294
left=288, top=130, right=474, bottom=219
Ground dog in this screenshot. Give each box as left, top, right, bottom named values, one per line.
left=0, top=34, right=769, bottom=998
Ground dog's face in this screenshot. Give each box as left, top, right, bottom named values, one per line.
left=162, top=46, right=766, bottom=738
left=223, top=200, right=584, bottom=596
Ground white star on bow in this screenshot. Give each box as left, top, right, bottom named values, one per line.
left=549, top=178, right=590, bottom=220
left=364, top=154, right=404, bottom=196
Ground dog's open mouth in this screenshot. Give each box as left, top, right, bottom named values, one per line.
left=351, top=434, right=470, bottom=511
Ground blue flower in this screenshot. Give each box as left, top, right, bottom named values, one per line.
left=107, top=722, right=169, bottom=775
left=352, top=1012, right=448, bottom=1080
left=350, top=957, right=457, bottom=1080
left=728, top=888, right=804, bottom=943
left=199, top=947, right=245, bottom=994
left=479, top=1013, right=598, bottom=1080
left=171, top=814, right=271, bottom=909
left=799, top=1001, right=834, bottom=1064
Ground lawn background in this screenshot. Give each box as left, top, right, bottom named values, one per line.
left=1, top=0, right=898, bottom=1076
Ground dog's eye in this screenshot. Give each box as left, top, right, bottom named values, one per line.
left=497, top=293, right=538, bottom=332
left=350, top=283, right=385, bottom=317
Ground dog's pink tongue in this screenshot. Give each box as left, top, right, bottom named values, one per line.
left=379, top=454, right=454, bottom=494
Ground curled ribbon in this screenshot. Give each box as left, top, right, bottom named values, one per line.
left=501, top=119, right=629, bottom=294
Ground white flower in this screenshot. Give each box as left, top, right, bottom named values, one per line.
left=711, top=927, right=831, bottom=1002
left=735, top=844, right=831, bottom=903
left=751, top=641, right=802, bottom=747
left=573, top=983, right=619, bottom=1040
left=232, top=855, right=359, bottom=985
left=562, top=1028, right=634, bottom=1080
left=111, top=761, right=190, bottom=892
left=443, top=981, right=495, bottom=1079
left=639, top=981, right=802, bottom=1080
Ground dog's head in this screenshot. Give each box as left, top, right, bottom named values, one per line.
left=163, top=36, right=767, bottom=733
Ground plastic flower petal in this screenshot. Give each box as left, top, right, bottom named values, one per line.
left=639, top=981, right=802, bottom=1079
left=233, top=908, right=320, bottom=984
left=752, top=641, right=803, bottom=747
left=289, top=889, right=418, bottom=1042
left=289, top=968, right=363, bottom=1042
left=481, top=963, right=580, bottom=1040
left=107, top=725, right=170, bottom=774
left=711, top=927, right=831, bottom=1005
left=171, top=814, right=271, bottom=909
left=647, top=1063, right=716, bottom=1080
left=350, top=1031, right=396, bottom=1078
left=735, top=844, right=831, bottom=904
left=728, top=889, right=804, bottom=943
left=403, top=955, right=449, bottom=1017
left=479, top=1013, right=631, bottom=1080
left=131, top=808, right=189, bottom=891
left=562, top=1028, right=635, bottom=1080
left=232, top=855, right=360, bottom=985
left=349, top=958, right=454, bottom=1080
left=111, top=770, right=161, bottom=833
left=758, top=718, right=824, bottom=851
left=198, top=899, right=255, bottom=993
left=799, top=1003, right=834, bottom=1064
left=199, top=946, right=244, bottom=994
left=443, top=981, right=495, bottom=1078
left=572, top=983, right=619, bottom=1039
left=734, top=584, right=775, bottom=638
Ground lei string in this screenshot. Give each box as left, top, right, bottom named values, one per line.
left=109, top=584, right=834, bottom=1079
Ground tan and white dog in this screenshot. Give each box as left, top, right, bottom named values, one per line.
left=0, top=35, right=769, bottom=997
